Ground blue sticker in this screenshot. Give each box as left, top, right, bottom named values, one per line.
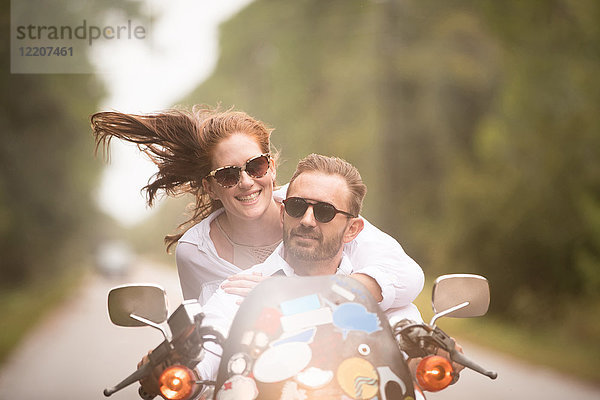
left=332, top=302, right=382, bottom=339
left=280, top=294, right=321, bottom=316
left=271, top=327, right=317, bottom=347
left=331, top=276, right=368, bottom=302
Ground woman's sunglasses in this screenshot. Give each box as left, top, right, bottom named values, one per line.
left=282, top=197, right=356, bottom=223
left=206, top=153, right=271, bottom=188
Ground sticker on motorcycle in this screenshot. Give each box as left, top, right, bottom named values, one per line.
left=271, top=327, right=317, bottom=347
left=376, top=366, right=407, bottom=400
left=331, top=283, right=356, bottom=301
left=336, top=357, right=379, bottom=399
left=241, top=330, right=255, bottom=346
left=295, top=366, right=334, bottom=389
left=254, top=307, right=282, bottom=335
left=331, top=302, right=382, bottom=339
left=227, top=352, right=252, bottom=376
left=280, top=294, right=321, bottom=315
left=253, top=342, right=312, bottom=383
left=280, top=307, right=333, bottom=332
left=216, top=375, right=259, bottom=400
left=279, top=381, right=307, bottom=400
left=331, top=275, right=369, bottom=303
left=253, top=331, right=270, bottom=349
left=241, top=330, right=270, bottom=358
left=358, top=343, right=371, bottom=356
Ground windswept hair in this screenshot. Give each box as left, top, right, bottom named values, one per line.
left=289, top=154, right=366, bottom=216
left=91, top=105, right=276, bottom=252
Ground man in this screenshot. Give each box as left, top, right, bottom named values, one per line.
left=195, top=154, right=422, bottom=381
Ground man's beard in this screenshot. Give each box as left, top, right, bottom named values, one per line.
left=283, top=224, right=344, bottom=262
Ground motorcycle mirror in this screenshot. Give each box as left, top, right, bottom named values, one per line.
left=431, top=274, right=490, bottom=320
left=107, top=284, right=168, bottom=327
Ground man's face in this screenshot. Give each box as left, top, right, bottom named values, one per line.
left=282, top=172, right=353, bottom=262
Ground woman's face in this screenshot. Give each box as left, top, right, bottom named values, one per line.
left=204, top=133, right=276, bottom=221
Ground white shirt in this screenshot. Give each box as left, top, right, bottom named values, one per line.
left=195, top=244, right=422, bottom=381
left=177, top=186, right=424, bottom=310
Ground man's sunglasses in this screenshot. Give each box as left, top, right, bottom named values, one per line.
left=205, top=153, right=271, bottom=188
left=283, top=197, right=357, bottom=223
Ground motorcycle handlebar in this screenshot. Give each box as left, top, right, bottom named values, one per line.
left=393, top=320, right=498, bottom=380
left=103, top=360, right=152, bottom=397
left=449, top=348, right=498, bottom=380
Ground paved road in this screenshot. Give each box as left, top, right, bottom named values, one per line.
left=427, top=341, right=600, bottom=400
left=0, top=260, right=598, bottom=400
left=0, top=260, right=183, bottom=400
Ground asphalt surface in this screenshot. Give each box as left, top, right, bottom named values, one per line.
left=427, top=341, right=600, bottom=400
left=0, top=260, right=598, bottom=400
left=0, top=261, right=183, bottom=400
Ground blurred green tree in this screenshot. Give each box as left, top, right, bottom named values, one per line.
left=0, top=0, right=140, bottom=287
left=441, top=0, right=600, bottom=322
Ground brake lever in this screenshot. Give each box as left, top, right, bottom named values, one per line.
left=431, top=326, right=497, bottom=380
left=448, top=346, right=498, bottom=379
left=104, top=361, right=152, bottom=397
left=104, top=337, right=174, bottom=397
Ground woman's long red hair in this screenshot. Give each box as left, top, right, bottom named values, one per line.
left=91, top=105, right=275, bottom=252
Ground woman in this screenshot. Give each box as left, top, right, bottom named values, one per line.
left=91, top=106, right=423, bottom=310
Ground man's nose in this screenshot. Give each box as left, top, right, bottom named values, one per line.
left=299, top=205, right=317, bottom=226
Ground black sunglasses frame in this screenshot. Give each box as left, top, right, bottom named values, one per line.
left=205, top=153, right=271, bottom=188
left=283, top=197, right=357, bottom=223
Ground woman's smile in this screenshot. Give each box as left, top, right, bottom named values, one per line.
left=235, top=189, right=262, bottom=203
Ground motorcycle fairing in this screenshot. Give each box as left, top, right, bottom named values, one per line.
left=215, top=275, right=415, bottom=400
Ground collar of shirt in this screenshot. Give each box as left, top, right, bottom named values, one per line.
left=254, top=242, right=354, bottom=277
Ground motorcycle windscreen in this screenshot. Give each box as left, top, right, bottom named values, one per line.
left=215, top=275, right=414, bottom=400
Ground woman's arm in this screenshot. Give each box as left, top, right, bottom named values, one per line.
left=176, top=242, right=204, bottom=300
left=176, top=241, right=230, bottom=304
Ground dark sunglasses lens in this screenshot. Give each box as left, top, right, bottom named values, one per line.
left=245, top=155, right=269, bottom=178
left=313, top=203, right=336, bottom=223
left=214, top=167, right=241, bottom=187
left=285, top=198, right=309, bottom=218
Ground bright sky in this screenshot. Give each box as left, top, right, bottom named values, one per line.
left=92, top=0, right=253, bottom=226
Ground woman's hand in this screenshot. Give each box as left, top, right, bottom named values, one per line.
left=221, top=272, right=268, bottom=299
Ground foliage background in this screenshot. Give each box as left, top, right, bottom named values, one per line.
left=0, top=0, right=139, bottom=361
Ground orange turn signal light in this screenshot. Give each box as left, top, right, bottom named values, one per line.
left=158, top=365, right=198, bottom=400
left=415, top=355, right=454, bottom=392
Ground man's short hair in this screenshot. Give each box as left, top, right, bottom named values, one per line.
left=288, top=153, right=367, bottom=216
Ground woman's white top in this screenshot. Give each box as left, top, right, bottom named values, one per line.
left=176, top=185, right=424, bottom=310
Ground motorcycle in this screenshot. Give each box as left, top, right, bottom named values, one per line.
left=103, top=274, right=497, bottom=400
